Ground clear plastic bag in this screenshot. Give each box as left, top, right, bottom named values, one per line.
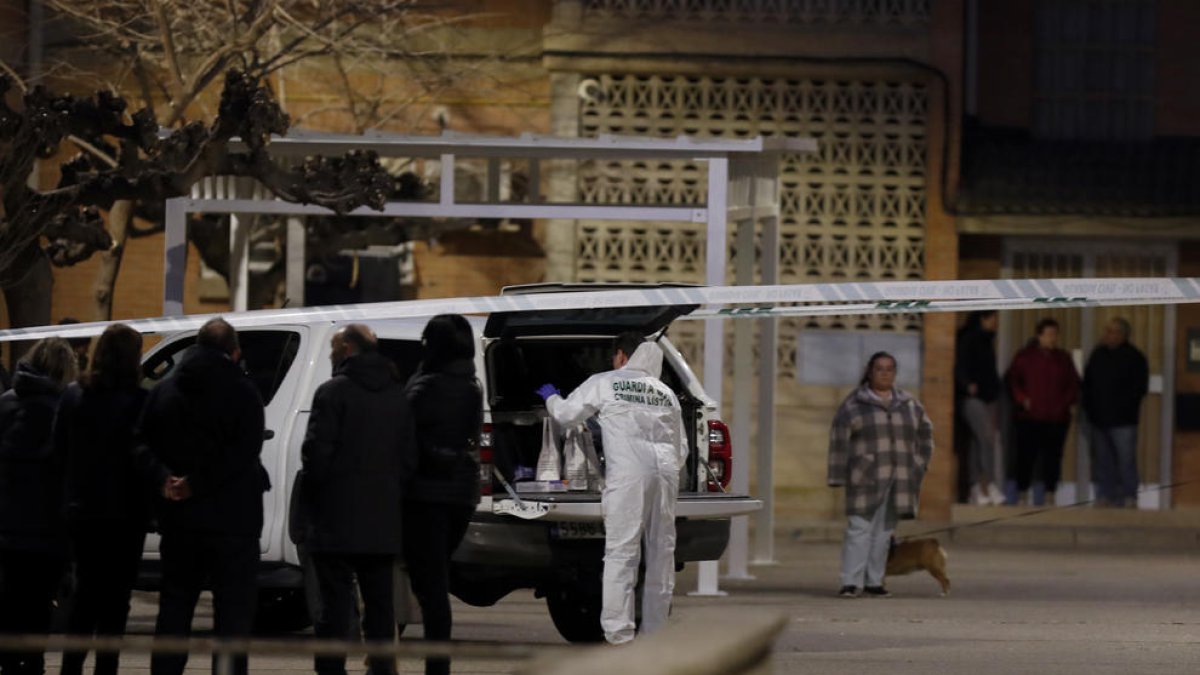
left=535, top=416, right=562, bottom=481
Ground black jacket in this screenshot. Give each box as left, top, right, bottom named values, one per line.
left=405, top=358, right=483, bottom=506
left=55, top=382, right=150, bottom=527
left=955, top=325, right=1001, bottom=403
left=301, top=351, right=416, bottom=554
left=1083, top=342, right=1150, bottom=429
left=0, top=364, right=67, bottom=552
left=135, top=346, right=268, bottom=537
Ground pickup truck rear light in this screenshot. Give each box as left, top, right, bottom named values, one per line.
left=478, top=423, right=494, bottom=496
left=706, top=420, right=732, bottom=492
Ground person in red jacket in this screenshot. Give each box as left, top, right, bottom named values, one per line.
left=1006, top=318, right=1080, bottom=506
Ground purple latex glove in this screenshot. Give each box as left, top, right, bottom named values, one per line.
left=535, top=383, right=561, bottom=401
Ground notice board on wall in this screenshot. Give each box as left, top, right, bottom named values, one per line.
left=796, top=330, right=923, bottom=389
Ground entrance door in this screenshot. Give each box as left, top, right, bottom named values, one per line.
left=1000, top=240, right=1177, bottom=509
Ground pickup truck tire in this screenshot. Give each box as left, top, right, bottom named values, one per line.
left=544, top=583, right=605, bottom=643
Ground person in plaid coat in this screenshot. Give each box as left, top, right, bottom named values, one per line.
left=828, top=351, right=934, bottom=598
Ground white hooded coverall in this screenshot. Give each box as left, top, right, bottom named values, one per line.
left=545, top=341, right=688, bottom=645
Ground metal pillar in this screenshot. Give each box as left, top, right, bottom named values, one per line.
left=440, top=154, right=455, bottom=205
left=693, top=157, right=729, bottom=597
left=163, top=198, right=187, bottom=316
left=726, top=215, right=755, bottom=581
left=286, top=217, right=306, bottom=307
left=1161, top=245, right=1180, bottom=509
left=753, top=213, right=779, bottom=565
left=229, top=214, right=250, bottom=312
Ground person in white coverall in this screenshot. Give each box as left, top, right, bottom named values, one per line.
left=535, top=332, right=688, bottom=645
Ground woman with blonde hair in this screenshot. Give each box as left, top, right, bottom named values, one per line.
left=0, top=337, right=79, bottom=675
left=57, top=324, right=149, bottom=675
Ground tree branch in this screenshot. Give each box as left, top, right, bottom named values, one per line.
left=153, top=0, right=188, bottom=102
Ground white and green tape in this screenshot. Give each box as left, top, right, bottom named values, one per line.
left=0, top=277, right=1196, bottom=342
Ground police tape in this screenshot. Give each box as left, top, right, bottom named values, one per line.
left=0, top=276, right=1196, bottom=341
left=686, top=294, right=1199, bottom=320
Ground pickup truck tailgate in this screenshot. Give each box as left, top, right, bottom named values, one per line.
left=489, top=493, right=762, bottom=522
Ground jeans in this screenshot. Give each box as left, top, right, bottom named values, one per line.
left=61, top=524, right=146, bottom=675
left=960, top=397, right=998, bottom=485
left=403, top=503, right=474, bottom=675
left=839, top=485, right=897, bottom=589
left=1091, top=425, right=1139, bottom=506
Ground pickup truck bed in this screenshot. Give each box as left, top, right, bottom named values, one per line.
left=490, top=493, right=762, bottom=522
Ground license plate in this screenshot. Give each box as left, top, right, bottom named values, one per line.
left=550, top=522, right=606, bottom=540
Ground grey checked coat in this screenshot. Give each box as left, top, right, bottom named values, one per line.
left=827, top=385, right=934, bottom=519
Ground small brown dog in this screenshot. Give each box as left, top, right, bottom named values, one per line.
left=886, top=537, right=950, bottom=596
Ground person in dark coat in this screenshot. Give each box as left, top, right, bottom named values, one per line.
left=302, top=324, right=416, bottom=675
left=402, top=314, right=482, bottom=675
left=0, top=337, right=79, bottom=675
left=955, top=310, right=1004, bottom=505
left=1006, top=317, right=1080, bottom=506
left=56, top=324, right=149, bottom=675
left=135, top=318, right=267, bottom=675
left=1083, top=317, right=1149, bottom=508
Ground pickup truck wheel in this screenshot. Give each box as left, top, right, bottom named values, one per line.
left=545, top=584, right=605, bottom=643
left=254, top=588, right=312, bottom=634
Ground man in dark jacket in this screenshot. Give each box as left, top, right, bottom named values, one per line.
left=135, top=318, right=268, bottom=675
left=1083, top=317, right=1149, bottom=508
left=303, top=324, right=416, bottom=675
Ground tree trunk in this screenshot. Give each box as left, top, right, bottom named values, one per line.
left=93, top=200, right=133, bottom=321
left=2, top=248, right=53, bottom=368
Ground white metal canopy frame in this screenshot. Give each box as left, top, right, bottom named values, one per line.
left=163, top=129, right=816, bottom=595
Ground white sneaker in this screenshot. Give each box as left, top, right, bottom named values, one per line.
left=969, top=484, right=988, bottom=505
left=986, top=484, right=1005, bottom=505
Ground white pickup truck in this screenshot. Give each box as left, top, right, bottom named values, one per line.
left=137, top=285, right=761, bottom=642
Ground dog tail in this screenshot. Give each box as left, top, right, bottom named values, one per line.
left=938, top=544, right=948, bottom=561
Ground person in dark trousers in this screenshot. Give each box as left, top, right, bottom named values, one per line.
left=56, top=324, right=150, bottom=675
left=1006, top=318, right=1080, bottom=506
left=1083, top=317, right=1149, bottom=508
left=0, top=338, right=79, bottom=675
left=303, top=324, right=415, bottom=675
left=955, top=310, right=1004, bottom=505
left=135, top=318, right=268, bottom=675
left=402, top=315, right=482, bottom=675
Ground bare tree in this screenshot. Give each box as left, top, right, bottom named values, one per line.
left=34, top=0, right=495, bottom=319
left=0, top=65, right=391, bottom=330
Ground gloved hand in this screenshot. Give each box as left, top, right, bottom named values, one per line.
left=535, top=383, right=561, bottom=401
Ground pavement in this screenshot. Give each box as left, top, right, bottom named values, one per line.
left=38, top=522, right=1200, bottom=674
left=792, top=504, right=1200, bottom=551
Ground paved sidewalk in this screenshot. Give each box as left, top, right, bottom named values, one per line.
left=42, top=535, right=1200, bottom=673
left=788, top=505, right=1200, bottom=551
left=695, top=538, right=1200, bottom=674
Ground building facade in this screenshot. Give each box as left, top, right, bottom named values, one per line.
left=5, top=0, right=1198, bottom=515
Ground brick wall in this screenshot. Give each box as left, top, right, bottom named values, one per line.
left=39, top=80, right=553, bottom=325
left=51, top=230, right=228, bottom=324
left=412, top=229, right=546, bottom=299
left=916, top=0, right=966, bottom=522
